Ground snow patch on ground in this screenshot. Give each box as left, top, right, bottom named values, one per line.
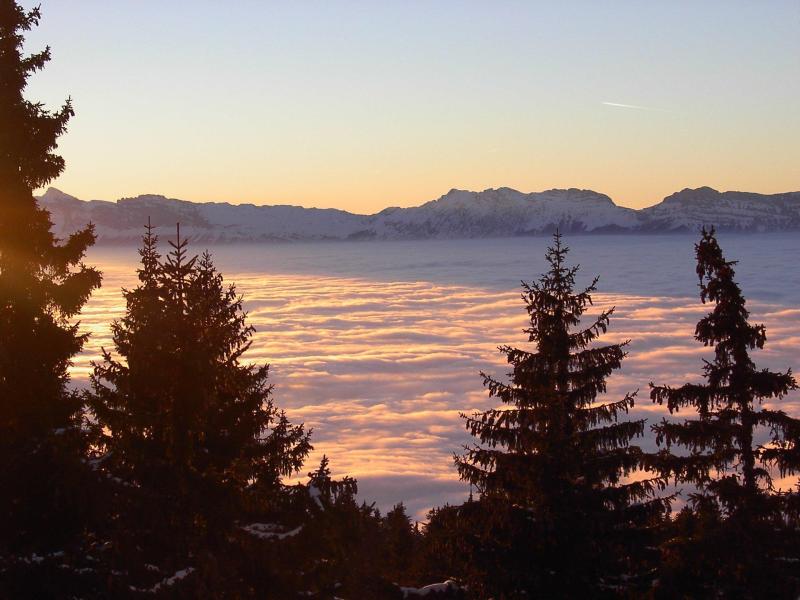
left=129, top=567, right=195, bottom=594
left=400, top=579, right=460, bottom=597
left=241, top=523, right=304, bottom=540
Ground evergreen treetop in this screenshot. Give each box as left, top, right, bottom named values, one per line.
left=0, top=2, right=101, bottom=595
left=89, top=225, right=311, bottom=594
left=0, top=0, right=99, bottom=432
left=650, top=228, right=800, bottom=596
left=455, top=232, right=668, bottom=596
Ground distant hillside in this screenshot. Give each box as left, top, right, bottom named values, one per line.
left=39, top=186, right=800, bottom=243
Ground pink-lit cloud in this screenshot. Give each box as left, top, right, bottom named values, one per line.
left=71, top=258, right=800, bottom=520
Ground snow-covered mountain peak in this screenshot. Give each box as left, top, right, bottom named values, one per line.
left=424, top=188, right=477, bottom=208
left=660, top=186, right=722, bottom=205
left=117, top=194, right=182, bottom=207
left=40, top=187, right=80, bottom=203
left=426, top=187, right=617, bottom=211
left=535, top=188, right=617, bottom=205
left=641, top=188, right=800, bottom=232
left=37, top=186, right=800, bottom=242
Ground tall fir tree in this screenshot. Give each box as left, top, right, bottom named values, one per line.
left=89, top=225, right=311, bottom=595
left=455, top=232, right=669, bottom=597
left=650, top=228, right=800, bottom=598
left=0, top=2, right=101, bottom=596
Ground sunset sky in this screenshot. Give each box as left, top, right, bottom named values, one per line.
left=24, top=1, right=800, bottom=212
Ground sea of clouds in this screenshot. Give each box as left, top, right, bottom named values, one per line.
left=74, top=234, right=800, bottom=519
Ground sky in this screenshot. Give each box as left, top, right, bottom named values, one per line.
left=21, top=1, right=800, bottom=212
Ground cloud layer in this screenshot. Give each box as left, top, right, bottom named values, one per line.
left=72, top=248, right=800, bottom=520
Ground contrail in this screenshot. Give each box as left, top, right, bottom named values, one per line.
left=602, top=101, right=671, bottom=112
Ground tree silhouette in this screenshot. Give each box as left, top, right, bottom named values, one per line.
left=650, top=228, right=800, bottom=597
left=0, top=2, right=101, bottom=596
left=455, top=232, right=669, bottom=597
left=293, top=456, right=409, bottom=599
left=382, top=502, right=419, bottom=582
left=89, top=224, right=311, bottom=595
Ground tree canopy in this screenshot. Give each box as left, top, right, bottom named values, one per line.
left=651, top=227, right=800, bottom=597
left=456, top=232, right=669, bottom=597
left=0, top=3, right=101, bottom=596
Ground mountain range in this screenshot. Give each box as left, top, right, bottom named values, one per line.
left=39, top=186, right=800, bottom=243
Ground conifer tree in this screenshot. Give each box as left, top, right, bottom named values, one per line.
left=650, top=228, right=800, bottom=598
left=296, top=456, right=406, bottom=599
left=89, top=225, right=311, bottom=595
left=382, top=502, right=419, bottom=582
left=0, top=2, right=101, bottom=595
left=455, top=232, right=669, bottom=597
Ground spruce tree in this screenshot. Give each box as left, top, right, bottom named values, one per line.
left=89, top=225, right=311, bottom=595
left=650, top=228, right=800, bottom=598
left=455, top=232, right=669, bottom=597
left=382, top=502, right=419, bottom=582
left=297, top=456, right=403, bottom=598
left=0, top=2, right=101, bottom=595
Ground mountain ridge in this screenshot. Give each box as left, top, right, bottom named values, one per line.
left=38, top=186, right=800, bottom=243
